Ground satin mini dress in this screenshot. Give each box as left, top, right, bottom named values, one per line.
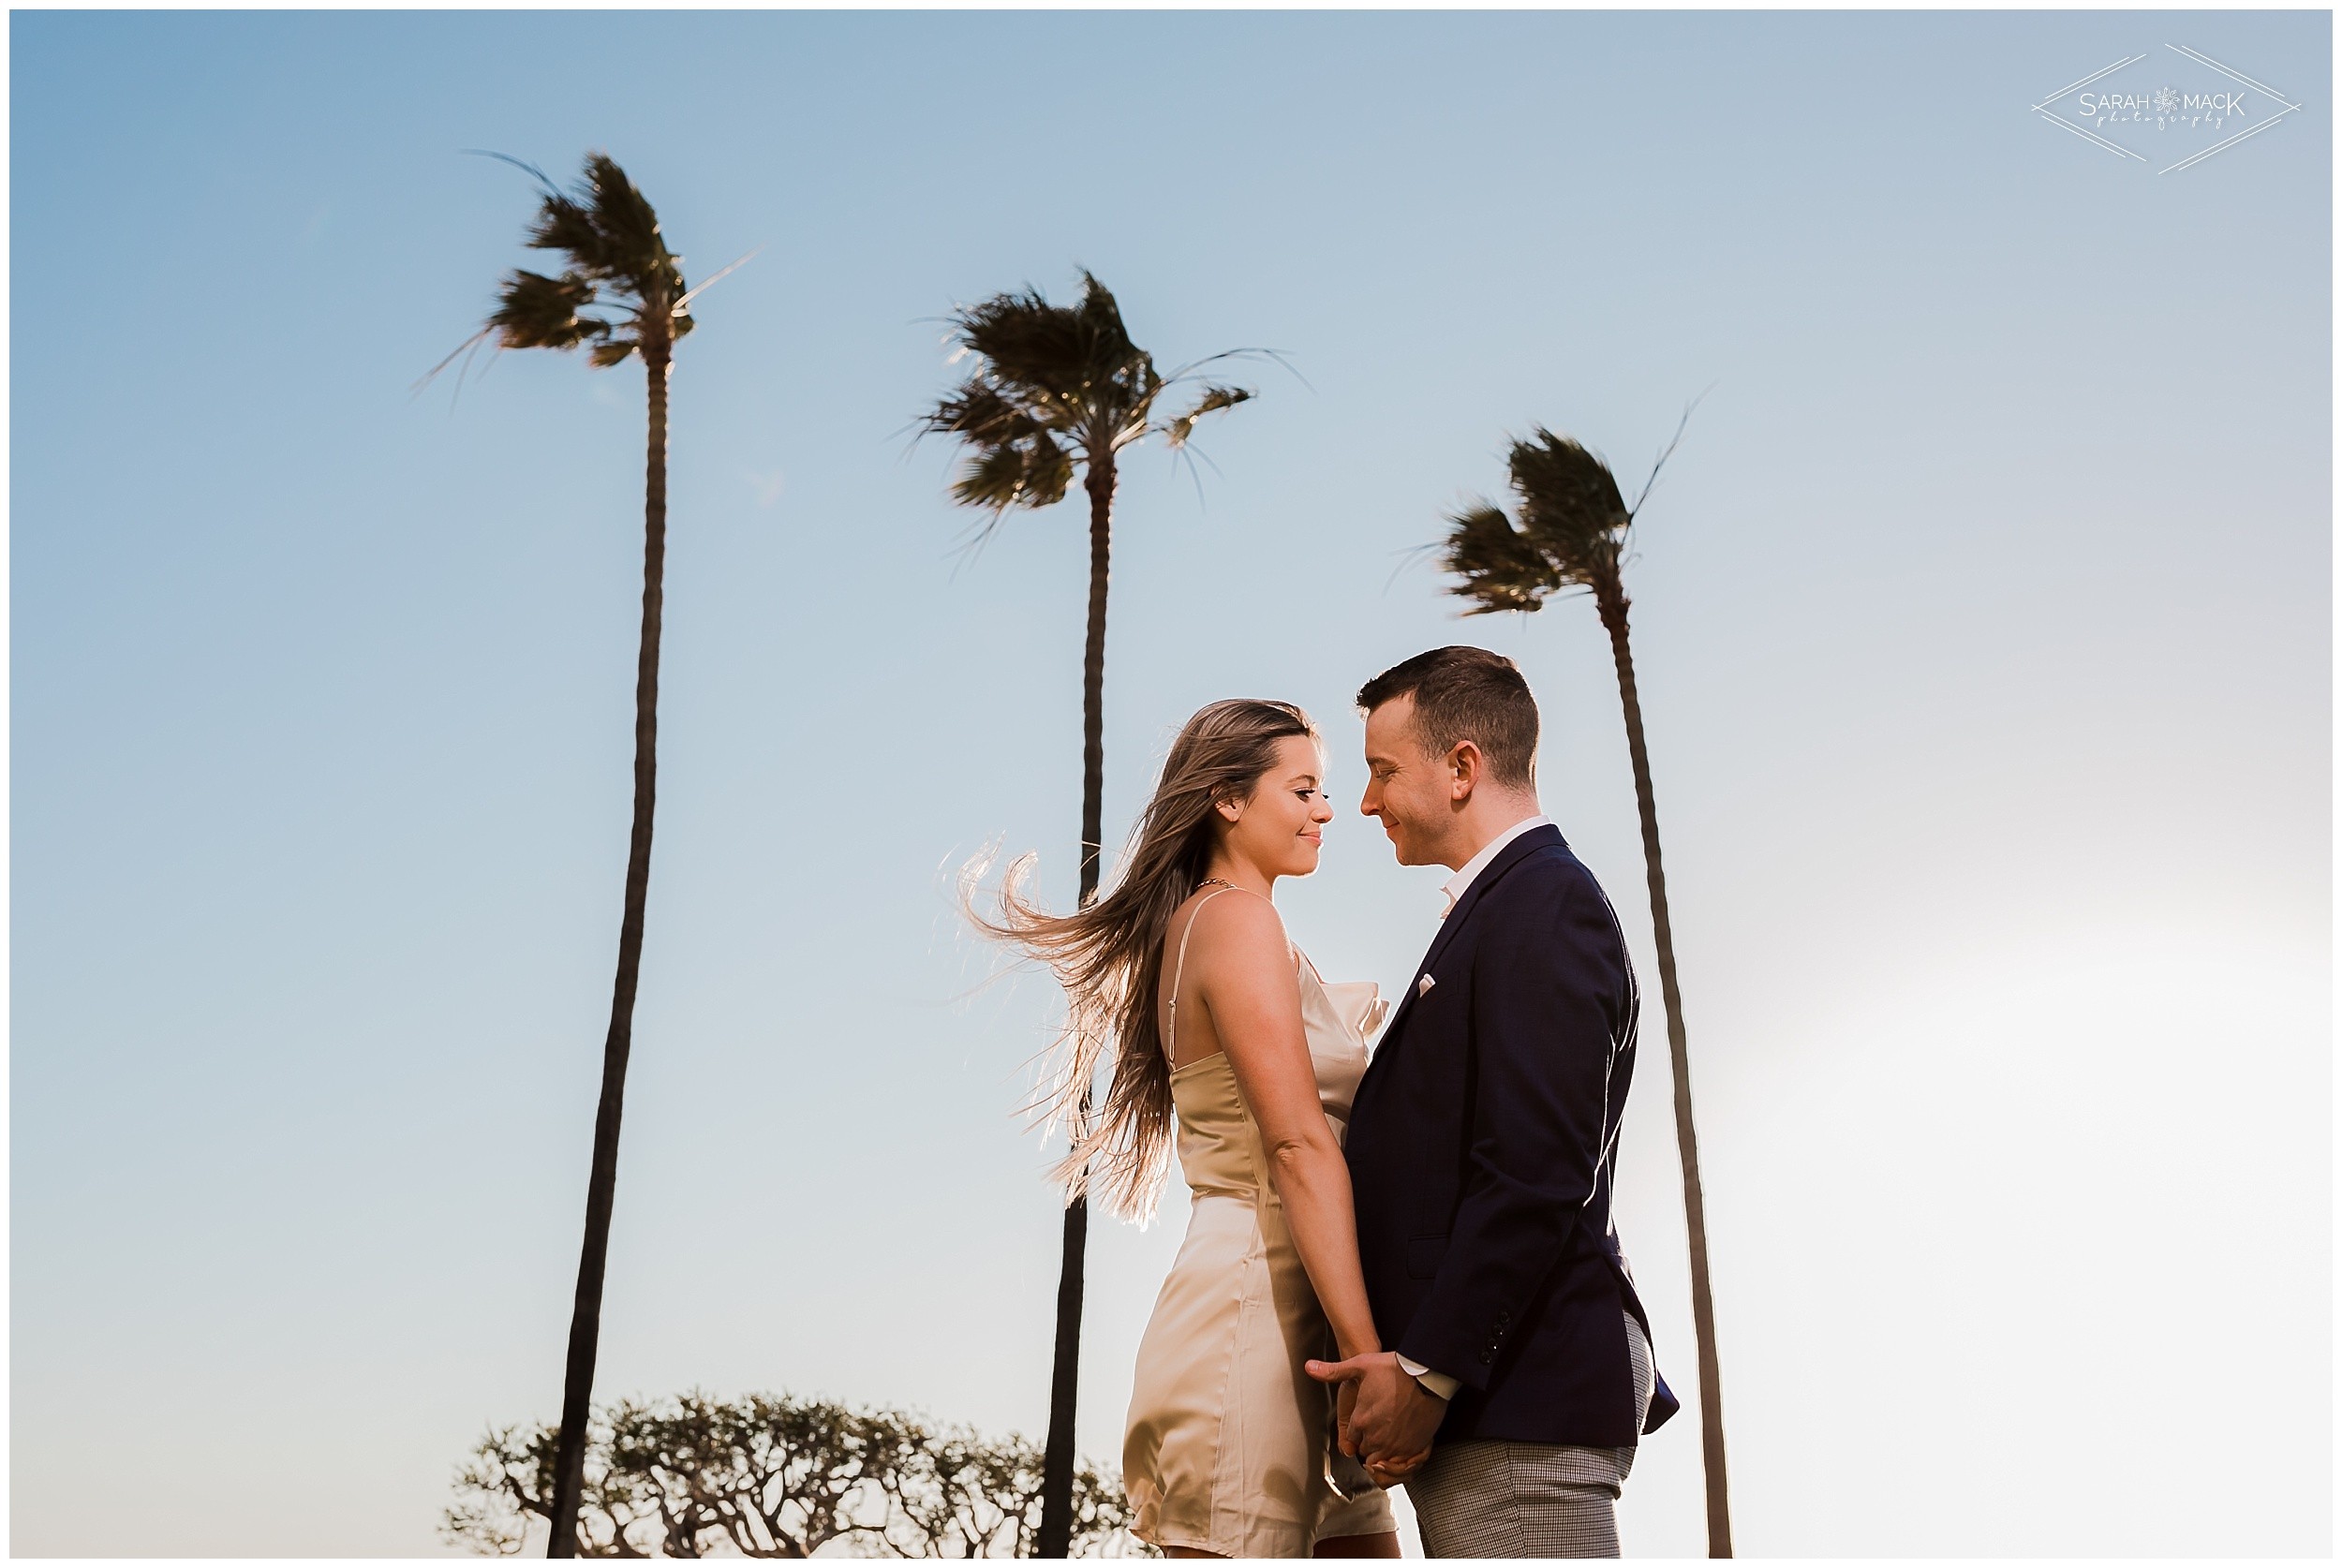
left=1121, top=889, right=1398, bottom=1557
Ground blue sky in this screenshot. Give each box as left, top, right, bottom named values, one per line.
left=11, top=8, right=2331, bottom=1556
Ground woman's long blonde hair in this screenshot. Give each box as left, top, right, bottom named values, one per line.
left=966, top=698, right=1318, bottom=1220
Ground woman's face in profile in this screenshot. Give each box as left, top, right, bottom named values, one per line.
left=1225, top=734, right=1336, bottom=879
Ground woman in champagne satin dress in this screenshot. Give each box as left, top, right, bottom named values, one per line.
left=971, top=701, right=1402, bottom=1559
left=1122, top=883, right=1397, bottom=1556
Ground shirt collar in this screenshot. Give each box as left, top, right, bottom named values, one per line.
left=1439, top=815, right=1552, bottom=917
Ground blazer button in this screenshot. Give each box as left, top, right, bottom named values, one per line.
left=1478, top=1348, right=1494, bottom=1366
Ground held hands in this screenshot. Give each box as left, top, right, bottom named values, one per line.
left=1305, top=1351, right=1444, bottom=1487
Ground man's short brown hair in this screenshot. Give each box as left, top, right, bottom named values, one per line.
left=1356, top=646, right=1540, bottom=788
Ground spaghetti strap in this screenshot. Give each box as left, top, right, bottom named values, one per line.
left=1164, top=885, right=1239, bottom=1062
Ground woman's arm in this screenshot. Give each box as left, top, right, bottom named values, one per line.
left=1191, top=895, right=1380, bottom=1361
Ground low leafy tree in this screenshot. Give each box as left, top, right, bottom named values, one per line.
left=444, top=1391, right=1148, bottom=1558
left=446, top=1413, right=657, bottom=1559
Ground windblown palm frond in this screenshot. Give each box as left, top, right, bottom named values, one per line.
left=487, top=271, right=611, bottom=352
left=556, top=155, right=668, bottom=284
left=479, top=152, right=691, bottom=371
left=956, top=276, right=1147, bottom=404
left=1163, top=384, right=1253, bottom=449
left=952, top=434, right=1075, bottom=512
left=1441, top=426, right=1636, bottom=615
left=1443, top=502, right=1559, bottom=614
left=1512, top=429, right=1630, bottom=572
left=918, top=271, right=1256, bottom=518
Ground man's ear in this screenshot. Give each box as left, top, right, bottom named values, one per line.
left=1447, top=741, right=1485, bottom=801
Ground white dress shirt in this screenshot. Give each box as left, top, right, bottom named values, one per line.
left=1396, top=814, right=1552, bottom=1403
left=1437, top=814, right=1553, bottom=918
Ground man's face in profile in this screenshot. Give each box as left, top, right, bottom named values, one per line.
left=1359, top=694, right=1451, bottom=867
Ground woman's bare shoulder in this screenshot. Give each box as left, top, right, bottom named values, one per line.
left=1180, top=889, right=1291, bottom=979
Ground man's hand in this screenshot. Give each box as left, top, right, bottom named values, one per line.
left=1306, top=1351, right=1445, bottom=1483
left=1327, top=1371, right=1422, bottom=1487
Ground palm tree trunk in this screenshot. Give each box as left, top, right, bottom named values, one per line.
left=1076, top=464, right=1111, bottom=909
left=1595, top=584, right=1731, bottom=1559
left=1035, top=457, right=1116, bottom=1559
left=546, top=330, right=671, bottom=1559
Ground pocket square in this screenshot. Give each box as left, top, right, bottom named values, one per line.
left=1416, top=974, right=1436, bottom=998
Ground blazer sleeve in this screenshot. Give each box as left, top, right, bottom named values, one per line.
left=1394, top=866, right=1627, bottom=1389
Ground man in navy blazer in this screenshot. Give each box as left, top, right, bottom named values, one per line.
left=1308, top=646, right=1677, bottom=1558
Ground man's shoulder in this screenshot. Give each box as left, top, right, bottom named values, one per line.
left=1483, top=838, right=1601, bottom=909
left=1473, top=843, right=1630, bottom=955
left=1471, top=846, right=1630, bottom=981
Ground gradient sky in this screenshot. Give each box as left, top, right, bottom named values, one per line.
left=11, top=8, right=2331, bottom=1557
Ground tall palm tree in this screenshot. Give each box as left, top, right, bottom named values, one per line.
left=918, top=271, right=1255, bottom=1557
left=1439, top=424, right=1733, bottom=1558
left=449, top=151, right=696, bottom=1559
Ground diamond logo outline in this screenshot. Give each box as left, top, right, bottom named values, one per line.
left=2030, top=44, right=2304, bottom=174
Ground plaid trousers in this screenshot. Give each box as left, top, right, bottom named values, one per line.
left=1405, top=1312, right=1654, bottom=1559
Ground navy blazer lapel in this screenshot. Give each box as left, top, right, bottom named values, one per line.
left=1374, top=823, right=1564, bottom=1045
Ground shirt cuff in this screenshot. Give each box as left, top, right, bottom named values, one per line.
left=1394, top=1354, right=1460, bottom=1401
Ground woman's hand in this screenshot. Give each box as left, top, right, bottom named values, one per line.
left=1307, top=1352, right=1446, bottom=1480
